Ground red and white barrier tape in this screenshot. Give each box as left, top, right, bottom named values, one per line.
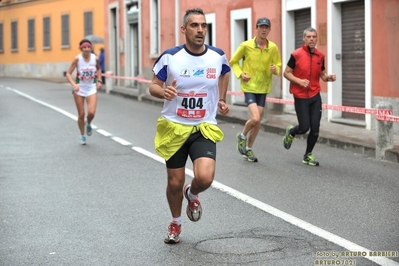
left=226, top=91, right=397, bottom=121
left=103, top=74, right=152, bottom=84
left=104, top=75, right=398, bottom=122
left=376, top=115, right=399, bottom=123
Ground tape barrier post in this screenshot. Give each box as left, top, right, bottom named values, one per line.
left=105, top=71, right=113, bottom=94
left=375, top=102, right=394, bottom=159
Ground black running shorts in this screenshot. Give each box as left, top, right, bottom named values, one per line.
left=244, top=92, right=267, bottom=107
left=166, top=131, right=216, bottom=169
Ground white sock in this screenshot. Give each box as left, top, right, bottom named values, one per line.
left=187, top=187, right=197, bottom=201
left=246, top=146, right=252, bottom=151
left=240, top=133, right=246, bottom=139
left=172, top=217, right=182, bottom=225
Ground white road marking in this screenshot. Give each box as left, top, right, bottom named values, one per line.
left=6, top=86, right=399, bottom=266
left=97, top=129, right=112, bottom=137
left=133, top=146, right=399, bottom=266
left=112, top=136, right=131, bottom=146
left=8, top=87, right=78, bottom=121
left=132, top=146, right=165, bottom=164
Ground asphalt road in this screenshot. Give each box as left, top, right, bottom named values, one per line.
left=1, top=78, right=398, bottom=266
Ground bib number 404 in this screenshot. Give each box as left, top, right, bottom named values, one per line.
left=181, top=97, right=204, bottom=109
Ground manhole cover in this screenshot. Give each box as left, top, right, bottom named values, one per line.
left=195, top=236, right=284, bottom=255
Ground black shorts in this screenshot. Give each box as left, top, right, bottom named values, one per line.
left=244, top=92, right=267, bottom=107
left=166, top=131, right=216, bottom=169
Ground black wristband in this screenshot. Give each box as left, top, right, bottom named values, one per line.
left=219, top=99, right=226, bottom=103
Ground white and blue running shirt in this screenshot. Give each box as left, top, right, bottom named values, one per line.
left=152, top=44, right=231, bottom=126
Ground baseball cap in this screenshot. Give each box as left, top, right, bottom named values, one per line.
left=256, top=17, right=271, bottom=27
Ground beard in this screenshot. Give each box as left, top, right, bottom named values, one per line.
left=189, top=35, right=204, bottom=50
left=191, top=42, right=203, bottom=50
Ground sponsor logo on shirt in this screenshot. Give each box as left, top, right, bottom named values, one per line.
left=180, top=69, right=191, bottom=77
left=206, top=68, right=216, bottom=79
left=193, top=69, right=205, bottom=77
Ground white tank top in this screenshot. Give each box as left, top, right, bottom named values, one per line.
left=76, top=53, right=97, bottom=92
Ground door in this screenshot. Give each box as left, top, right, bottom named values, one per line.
left=294, top=8, right=311, bottom=49
left=341, top=0, right=365, bottom=120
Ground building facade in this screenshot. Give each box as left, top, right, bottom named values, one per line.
left=104, top=0, right=399, bottom=131
left=1, top=0, right=398, bottom=132
left=0, top=0, right=105, bottom=78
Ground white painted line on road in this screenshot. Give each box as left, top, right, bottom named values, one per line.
left=132, top=148, right=399, bottom=266
left=112, top=136, right=131, bottom=146
left=97, top=129, right=112, bottom=137
left=131, top=147, right=195, bottom=179
left=7, top=87, right=398, bottom=266
left=210, top=181, right=398, bottom=266
left=7, top=86, right=104, bottom=136
left=132, top=147, right=165, bottom=164
left=7, top=87, right=78, bottom=121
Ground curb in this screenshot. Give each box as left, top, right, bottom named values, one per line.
left=107, top=88, right=399, bottom=164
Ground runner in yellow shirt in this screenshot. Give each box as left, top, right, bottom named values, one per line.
left=230, top=17, right=281, bottom=162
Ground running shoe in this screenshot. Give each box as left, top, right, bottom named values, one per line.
left=183, top=184, right=202, bottom=222
left=283, top=125, right=294, bottom=149
left=244, top=149, right=258, bottom=162
left=236, top=133, right=247, bottom=155
left=80, top=135, right=86, bottom=145
left=164, top=222, right=181, bottom=244
left=302, top=153, right=320, bottom=166
left=86, top=123, right=92, bottom=136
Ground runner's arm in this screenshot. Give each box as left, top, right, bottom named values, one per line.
left=149, top=74, right=177, bottom=101
left=66, top=57, right=78, bottom=86
left=218, top=72, right=230, bottom=102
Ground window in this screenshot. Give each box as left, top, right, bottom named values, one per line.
left=11, top=21, right=18, bottom=51
left=61, top=14, right=69, bottom=46
left=206, top=24, right=213, bottom=46
left=205, top=13, right=216, bottom=46
left=43, top=17, right=50, bottom=48
left=0, top=23, right=3, bottom=52
left=28, top=19, right=35, bottom=50
left=84, top=12, right=92, bottom=36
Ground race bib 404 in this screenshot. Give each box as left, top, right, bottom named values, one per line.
left=176, top=91, right=207, bottom=119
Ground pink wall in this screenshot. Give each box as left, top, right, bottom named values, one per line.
left=104, top=0, right=399, bottom=99
left=317, top=0, right=328, bottom=93
left=138, top=0, right=283, bottom=71
left=372, top=0, right=399, bottom=97
left=140, top=0, right=153, bottom=70
left=159, top=0, right=177, bottom=51
left=179, top=1, right=282, bottom=59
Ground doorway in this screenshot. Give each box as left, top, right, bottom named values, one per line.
left=230, top=8, right=252, bottom=105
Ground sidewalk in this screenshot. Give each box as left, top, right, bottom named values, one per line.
left=225, top=105, right=399, bottom=163
left=32, top=77, right=399, bottom=164
left=107, top=86, right=399, bottom=164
